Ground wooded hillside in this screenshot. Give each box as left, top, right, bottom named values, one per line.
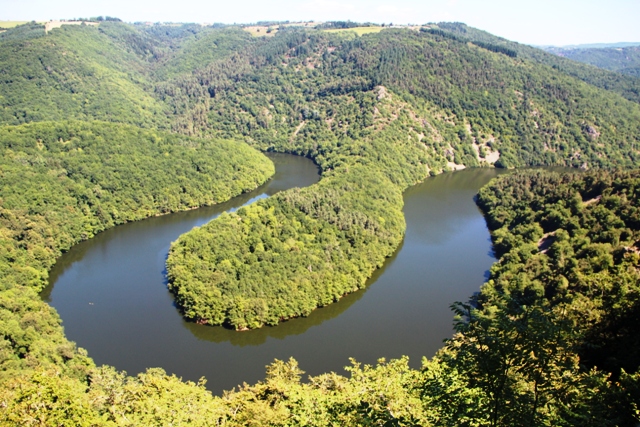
left=1, top=21, right=639, bottom=425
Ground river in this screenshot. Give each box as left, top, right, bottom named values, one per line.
left=42, top=154, right=505, bottom=394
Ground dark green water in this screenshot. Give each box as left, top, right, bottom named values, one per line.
left=42, top=155, right=505, bottom=394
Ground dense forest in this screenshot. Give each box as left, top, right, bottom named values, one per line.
left=1, top=20, right=640, bottom=425
left=0, top=120, right=274, bottom=291
left=468, top=170, right=640, bottom=425
left=476, top=170, right=640, bottom=381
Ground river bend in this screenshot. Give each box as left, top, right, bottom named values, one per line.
left=43, top=154, right=503, bottom=394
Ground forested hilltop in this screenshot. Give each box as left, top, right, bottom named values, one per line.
left=1, top=20, right=640, bottom=425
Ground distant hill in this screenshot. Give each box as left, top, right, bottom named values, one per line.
left=542, top=42, right=640, bottom=50
left=543, top=44, right=640, bottom=78
left=428, top=22, right=640, bottom=103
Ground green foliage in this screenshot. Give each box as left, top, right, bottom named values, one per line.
left=458, top=169, right=640, bottom=425
left=0, top=369, right=104, bottom=426
left=153, top=27, right=255, bottom=78
left=160, top=27, right=640, bottom=170
left=87, top=366, right=227, bottom=425
left=210, top=356, right=431, bottom=426
left=0, top=285, right=95, bottom=384
left=477, top=170, right=640, bottom=376
left=0, top=366, right=227, bottom=426
left=472, top=40, right=518, bottom=58
left=433, top=22, right=640, bottom=104
left=0, top=22, right=46, bottom=41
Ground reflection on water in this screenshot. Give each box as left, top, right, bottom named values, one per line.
left=43, top=162, right=512, bottom=395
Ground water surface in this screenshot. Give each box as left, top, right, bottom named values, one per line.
left=43, top=158, right=505, bottom=394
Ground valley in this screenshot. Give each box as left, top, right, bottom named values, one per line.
left=0, top=19, right=639, bottom=425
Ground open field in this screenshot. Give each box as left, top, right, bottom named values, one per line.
left=243, top=25, right=278, bottom=37
left=244, top=22, right=317, bottom=37
left=324, top=26, right=385, bottom=35
left=0, top=21, right=32, bottom=29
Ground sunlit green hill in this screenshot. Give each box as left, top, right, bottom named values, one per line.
left=1, top=20, right=640, bottom=425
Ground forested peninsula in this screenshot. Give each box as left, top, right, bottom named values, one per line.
left=0, top=20, right=639, bottom=425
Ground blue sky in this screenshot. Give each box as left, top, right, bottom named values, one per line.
left=1, top=0, right=639, bottom=46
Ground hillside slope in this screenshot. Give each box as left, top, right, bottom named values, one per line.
left=0, top=23, right=168, bottom=127
left=158, top=27, right=640, bottom=169
left=431, top=22, right=640, bottom=104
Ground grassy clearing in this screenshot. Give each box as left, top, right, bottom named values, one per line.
left=243, top=22, right=316, bottom=37
left=324, top=26, right=385, bottom=36
left=243, top=26, right=278, bottom=37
